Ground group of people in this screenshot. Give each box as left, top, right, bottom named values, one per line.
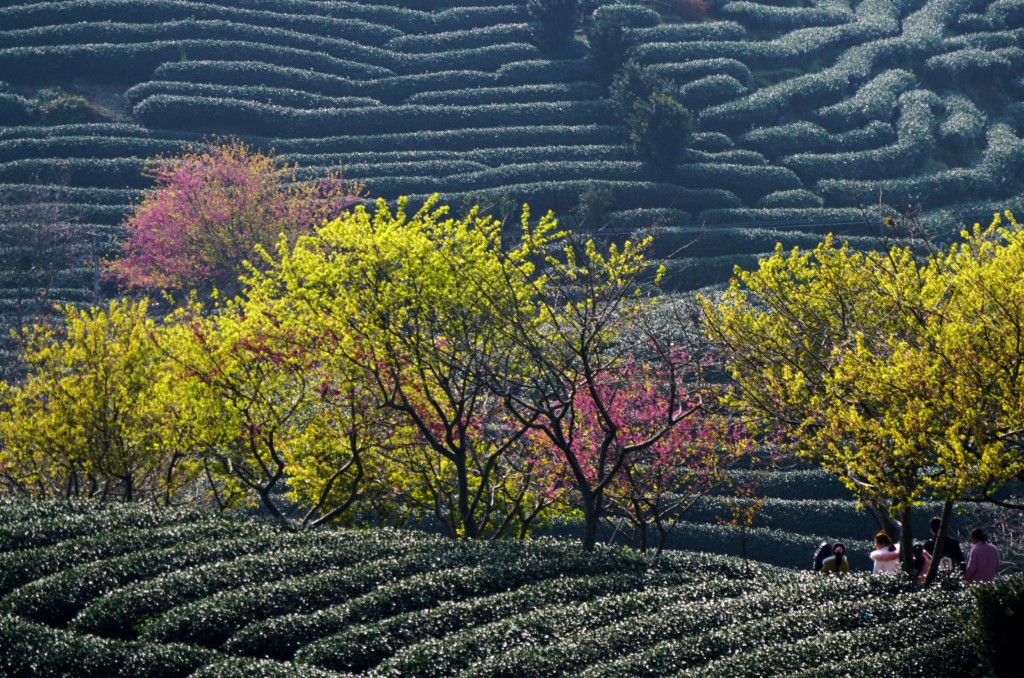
left=812, top=516, right=1000, bottom=583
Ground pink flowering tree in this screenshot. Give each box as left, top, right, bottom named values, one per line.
left=107, top=138, right=361, bottom=297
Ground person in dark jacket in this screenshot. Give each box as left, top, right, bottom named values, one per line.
left=923, top=516, right=965, bottom=572
left=820, top=543, right=848, bottom=574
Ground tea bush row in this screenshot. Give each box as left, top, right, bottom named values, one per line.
left=0, top=517, right=264, bottom=597
left=787, top=634, right=982, bottom=678
left=220, top=544, right=737, bottom=661
left=125, top=81, right=381, bottom=111
left=680, top=602, right=962, bottom=677
left=0, top=41, right=394, bottom=85
left=719, top=1, right=856, bottom=30
left=0, top=134, right=188, bottom=162
left=815, top=68, right=918, bottom=130
left=629, top=21, right=747, bottom=43
left=685, top=148, right=768, bottom=165
left=272, top=124, right=627, bottom=155
left=0, top=0, right=526, bottom=34
left=0, top=530, right=294, bottom=625
left=819, top=122, right=1024, bottom=206
left=151, top=541, right=669, bottom=651
left=647, top=58, right=752, bottom=88
left=405, top=82, right=603, bottom=106
left=581, top=586, right=963, bottom=678
left=677, top=74, right=748, bottom=109
left=673, top=163, right=803, bottom=203
left=0, top=502, right=207, bottom=553
left=924, top=45, right=1024, bottom=82
left=699, top=70, right=850, bottom=135
left=0, top=0, right=403, bottom=42
left=0, top=157, right=148, bottom=188
left=400, top=181, right=742, bottom=216
left=295, top=570, right=702, bottom=673
left=0, top=613, right=216, bottom=678
left=133, top=96, right=616, bottom=137
left=383, top=23, right=533, bottom=52
left=782, top=89, right=939, bottom=183
left=70, top=531, right=452, bottom=639
left=0, top=122, right=197, bottom=142
left=368, top=577, right=764, bottom=678
left=447, top=160, right=649, bottom=190
left=608, top=207, right=694, bottom=231
left=742, top=120, right=896, bottom=159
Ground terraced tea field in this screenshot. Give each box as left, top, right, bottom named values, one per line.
left=2, top=0, right=1023, bottom=297
left=0, top=499, right=983, bottom=677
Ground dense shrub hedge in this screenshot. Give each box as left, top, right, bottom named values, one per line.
left=815, top=68, right=918, bottom=129
left=134, top=96, right=616, bottom=137
left=0, top=530, right=288, bottom=626
left=677, top=74, right=748, bottom=109
left=383, top=23, right=534, bottom=52
left=673, top=163, right=803, bottom=203
left=0, top=157, right=148, bottom=188
left=406, top=83, right=603, bottom=106
left=630, top=21, right=747, bottom=42
left=0, top=40, right=395, bottom=85
left=720, top=0, right=855, bottom=29
left=271, top=125, right=627, bottom=154
left=743, top=120, right=896, bottom=159
left=125, top=81, right=380, bottom=111
left=646, top=58, right=752, bottom=88
left=70, top=531, right=442, bottom=639
left=0, top=0, right=404, bottom=42
left=696, top=206, right=866, bottom=226
left=0, top=517, right=261, bottom=597
left=0, top=134, right=187, bottom=162
left=0, top=613, right=216, bottom=678
left=371, top=576, right=759, bottom=678
left=296, top=571, right=708, bottom=672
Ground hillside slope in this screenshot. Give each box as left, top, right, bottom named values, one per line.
left=2, top=0, right=1024, bottom=361
left=0, top=500, right=982, bottom=677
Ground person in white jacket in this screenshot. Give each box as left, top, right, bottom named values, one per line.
left=870, top=531, right=901, bottom=574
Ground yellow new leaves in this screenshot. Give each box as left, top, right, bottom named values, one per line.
left=0, top=300, right=194, bottom=502
left=702, top=212, right=1024, bottom=516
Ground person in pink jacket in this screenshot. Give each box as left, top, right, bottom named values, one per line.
left=869, top=531, right=901, bottom=574
left=964, top=528, right=1000, bottom=583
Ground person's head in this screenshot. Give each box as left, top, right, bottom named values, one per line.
left=832, top=543, right=846, bottom=563
left=971, top=528, right=988, bottom=543
left=875, top=531, right=893, bottom=548
left=929, top=516, right=942, bottom=536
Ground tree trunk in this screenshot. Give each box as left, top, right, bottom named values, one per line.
left=581, top=490, right=602, bottom=551
left=899, top=506, right=914, bottom=574
left=924, top=499, right=954, bottom=586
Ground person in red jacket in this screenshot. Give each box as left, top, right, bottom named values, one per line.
left=964, top=528, right=1000, bottom=583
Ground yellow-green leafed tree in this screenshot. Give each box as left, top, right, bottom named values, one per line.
left=159, top=295, right=390, bottom=527
left=700, top=235, right=945, bottom=568
left=702, top=217, right=1024, bottom=575
left=0, top=299, right=195, bottom=503
left=240, top=195, right=564, bottom=538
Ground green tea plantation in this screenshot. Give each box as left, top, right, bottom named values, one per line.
left=0, top=496, right=998, bottom=677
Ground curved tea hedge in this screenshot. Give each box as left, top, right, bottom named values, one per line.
left=0, top=500, right=984, bottom=677
left=2, top=0, right=1024, bottom=348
